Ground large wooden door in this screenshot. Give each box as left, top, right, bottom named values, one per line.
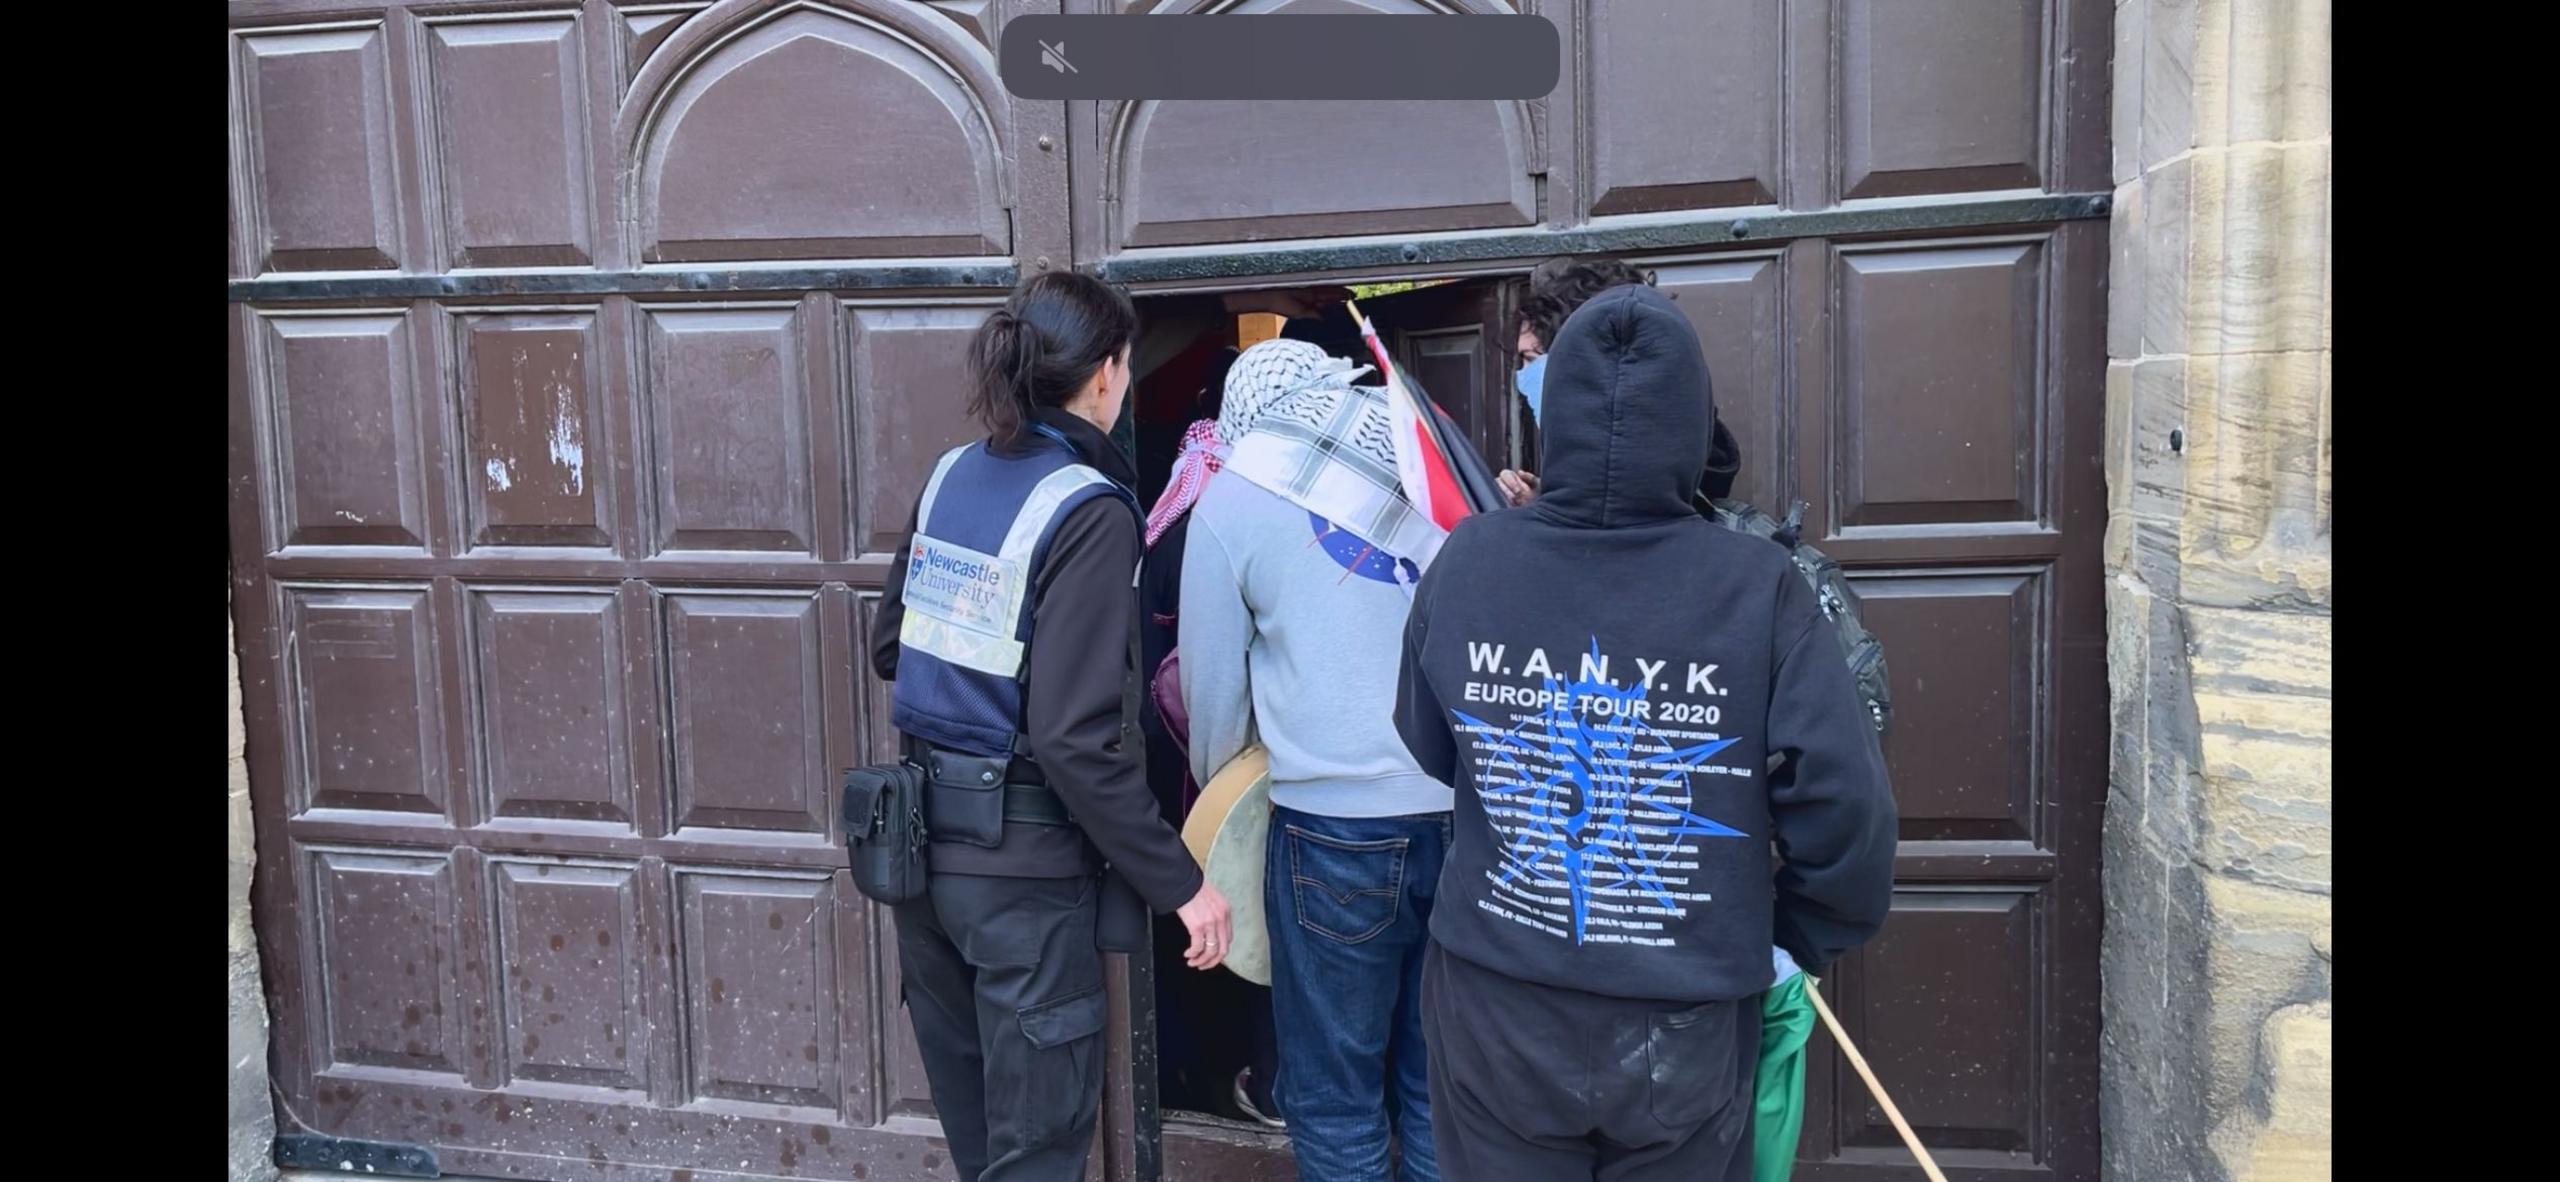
left=226, top=3, right=1112, bottom=1179
left=1074, top=4, right=2114, bottom=1181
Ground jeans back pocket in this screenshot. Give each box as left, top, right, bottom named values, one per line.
left=1284, top=825, right=1408, bottom=945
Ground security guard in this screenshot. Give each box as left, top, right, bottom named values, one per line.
left=869, top=272, right=1233, bottom=1182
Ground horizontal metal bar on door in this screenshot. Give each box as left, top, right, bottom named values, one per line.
left=226, top=261, right=1023, bottom=303
left=1091, top=192, right=2113, bottom=285
left=226, top=193, right=2107, bottom=302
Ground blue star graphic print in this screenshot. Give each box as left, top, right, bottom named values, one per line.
left=1309, top=511, right=1421, bottom=587
left=1451, top=639, right=1749, bottom=946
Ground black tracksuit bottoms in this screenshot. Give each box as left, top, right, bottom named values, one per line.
left=1421, top=941, right=1760, bottom=1182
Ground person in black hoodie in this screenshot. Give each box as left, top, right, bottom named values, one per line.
left=1393, top=285, right=1897, bottom=1182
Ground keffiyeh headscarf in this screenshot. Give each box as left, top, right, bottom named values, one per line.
left=1145, top=419, right=1225, bottom=549
left=1218, top=340, right=1439, bottom=577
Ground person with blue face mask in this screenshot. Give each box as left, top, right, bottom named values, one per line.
left=1497, top=258, right=1743, bottom=509
left=1514, top=352, right=1548, bottom=425
left=1495, top=310, right=1552, bottom=507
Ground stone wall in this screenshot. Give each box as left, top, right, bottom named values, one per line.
left=2102, top=1, right=2330, bottom=1180
left=232, top=606, right=279, bottom=1182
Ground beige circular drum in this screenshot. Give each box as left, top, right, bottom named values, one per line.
left=1179, top=746, right=1273, bottom=986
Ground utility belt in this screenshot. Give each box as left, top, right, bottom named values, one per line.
left=840, top=739, right=1072, bottom=907
left=842, top=739, right=1149, bottom=953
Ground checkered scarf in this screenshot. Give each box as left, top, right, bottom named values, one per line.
left=1145, top=420, right=1226, bottom=549
left=1219, top=340, right=1437, bottom=574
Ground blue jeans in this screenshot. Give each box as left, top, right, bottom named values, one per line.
left=1266, top=805, right=1450, bottom=1182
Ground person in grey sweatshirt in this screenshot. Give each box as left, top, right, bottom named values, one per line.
left=1181, top=339, right=1452, bottom=1182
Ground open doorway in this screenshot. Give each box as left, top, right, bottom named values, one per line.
left=1124, top=274, right=1525, bottom=1140
left=1128, top=279, right=1528, bottom=502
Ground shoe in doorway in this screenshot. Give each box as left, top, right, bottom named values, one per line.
left=1233, top=1068, right=1284, bottom=1131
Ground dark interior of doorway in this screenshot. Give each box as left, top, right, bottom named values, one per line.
left=1125, top=277, right=1521, bottom=1129
left=1130, top=279, right=1529, bottom=505
left=1133, top=295, right=1396, bottom=503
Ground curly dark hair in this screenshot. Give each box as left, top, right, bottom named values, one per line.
left=1519, top=257, right=1657, bottom=352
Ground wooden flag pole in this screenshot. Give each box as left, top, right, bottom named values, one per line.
left=1344, top=299, right=1384, bottom=364
left=1806, top=982, right=1950, bottom=1182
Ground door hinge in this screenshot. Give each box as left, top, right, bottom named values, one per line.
left=273, top=1133, right=440, bottom=1178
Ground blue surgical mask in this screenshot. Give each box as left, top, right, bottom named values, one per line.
left=1515, top=354, right=1547, bottom=424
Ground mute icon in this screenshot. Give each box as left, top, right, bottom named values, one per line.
left=1038, top=40, right=1076, bottom=74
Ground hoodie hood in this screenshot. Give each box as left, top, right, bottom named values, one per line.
left=1534, top=284, right=1713, bottom=528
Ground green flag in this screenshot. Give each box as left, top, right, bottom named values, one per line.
left=1754, top=969, right=1816, bottom=1182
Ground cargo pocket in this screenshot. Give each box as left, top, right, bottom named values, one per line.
left=1647, top=999, right=1741, bottom=1132
left=1286, top=826, right=1407, bottom=945
left=1016, top=986, right=1108, bottom=1146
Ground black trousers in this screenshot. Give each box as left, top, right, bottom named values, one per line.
left=1421, top=941, right=1759, bottom=1182
left=894, top=873, right=1107, bottom=1182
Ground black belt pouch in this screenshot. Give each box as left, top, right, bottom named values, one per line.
left=920, top=747, right=1012, bottom=848
left=840, top=762, right=928, bottom=905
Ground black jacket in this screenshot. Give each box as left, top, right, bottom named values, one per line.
left=872, top=408, right=1206, bottom=913
left=1394, top=285, right=1896, bottom=1000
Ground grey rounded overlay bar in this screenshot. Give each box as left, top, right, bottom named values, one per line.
left=1000, top=14, right=1559, bottom=101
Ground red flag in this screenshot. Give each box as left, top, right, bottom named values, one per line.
left=1347, top=301, right=1471, bottom=538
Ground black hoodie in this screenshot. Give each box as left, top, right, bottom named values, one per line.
left=1394, top=285, right=1896, bottom=1001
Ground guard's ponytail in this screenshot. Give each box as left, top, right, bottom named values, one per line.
left=966, top=272, right=1139, bottom=451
